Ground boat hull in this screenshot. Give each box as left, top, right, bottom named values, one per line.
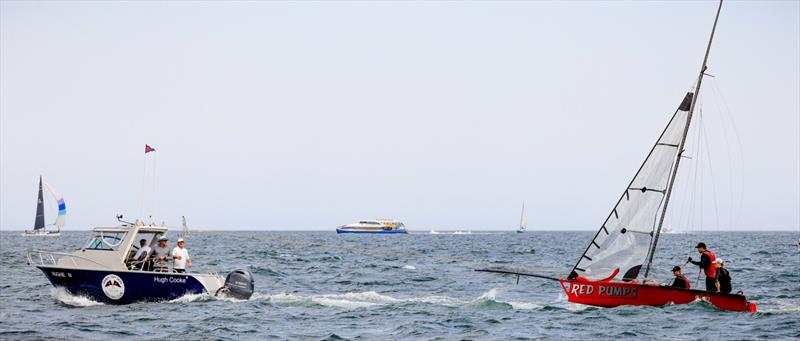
left=336, top=228, right=407, bottom=234
left=37, top=266, right=220, bottom=304
left=559, top=279, right=756, bottom=312
left=22, top=231, right=61, bottom=237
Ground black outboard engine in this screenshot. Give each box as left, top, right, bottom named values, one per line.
left=216, top=269, right=254, bottom=300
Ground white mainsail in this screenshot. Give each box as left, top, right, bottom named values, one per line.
left=181, top=216, right=189, bottom=236
left=519, top=201, right=527, bottom=232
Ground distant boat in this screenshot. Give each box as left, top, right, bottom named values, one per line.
left=517, top=201, right=528, bottom=233
left=22, top=176, right=65, bottom=237
left=661, top=224, right=684, bottom=234
left=181, top=216, right=190, bottom=237
left=336, top=219, right=408, bottom=234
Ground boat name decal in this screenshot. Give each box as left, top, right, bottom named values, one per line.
left=569, top=283, right=638, bottom=298
left=50, top=271, right=72, bottom=278
left=153, top=276, right=187, bottom=284
left=101, top=274, right=125, bottom=300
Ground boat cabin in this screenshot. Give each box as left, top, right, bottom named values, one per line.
left=49, top=221, right=176, bottom=272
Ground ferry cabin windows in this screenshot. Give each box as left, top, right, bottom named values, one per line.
left=85, top=231, right=127, bottom=250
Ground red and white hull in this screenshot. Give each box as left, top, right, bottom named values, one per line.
left=560, top=279, right=757, bottom=312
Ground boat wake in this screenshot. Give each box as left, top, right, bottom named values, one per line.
left=50, top=288, right=103, bottom=307
left=259, top=288, right=556, bottom=311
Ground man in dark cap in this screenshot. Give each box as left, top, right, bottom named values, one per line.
left=688, top=242, right=717, bottom=292
left=669, top=266, right=690, bottom=289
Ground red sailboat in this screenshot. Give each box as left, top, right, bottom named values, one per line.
left=481, top=0, right=757, bottom=313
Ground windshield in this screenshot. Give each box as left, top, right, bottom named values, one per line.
left=85, top=231, right=127, bottom=250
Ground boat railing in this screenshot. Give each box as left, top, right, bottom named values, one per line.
left=26, top=250, right=113, bottom=270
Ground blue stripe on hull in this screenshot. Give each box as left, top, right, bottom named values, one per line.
left=335, top=229, right=408, bottom=234
left=38, top=267, right=208, bottom=304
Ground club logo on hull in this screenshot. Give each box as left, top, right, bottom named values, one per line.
left=101, top=274, right=125, bottom=300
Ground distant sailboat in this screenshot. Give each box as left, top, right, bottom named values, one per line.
left=181, top=215, right=190, bottom=236
left=517, top=201, right=527, bottom=233
left=23, top=176, right=65, bottom=237
left=661, top=224, right=684, bottom=234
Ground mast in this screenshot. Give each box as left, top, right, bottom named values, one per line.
left=519, top=201, right=526, bottom=230
left=33, top=176, right=45, bottom=230
left=643, top=0, right=723, bottom=279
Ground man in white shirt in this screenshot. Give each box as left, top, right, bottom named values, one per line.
left=172, top=238, right=192, bottom=273
left=131, top=239, right=152, bottom=270
left=133, top=239, right=152, bottom=260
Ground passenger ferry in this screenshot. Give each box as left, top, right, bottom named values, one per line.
left=336, top=219, right=408, bottom=234
left=27, top=218, right=254, bottom=304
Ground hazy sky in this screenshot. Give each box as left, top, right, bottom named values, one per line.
left=1, top=1, right=798, bottom=231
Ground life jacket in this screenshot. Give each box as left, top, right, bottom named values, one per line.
left=703, top=250, right=717, bottom=278
left=679, top=274, right=691, bottom=289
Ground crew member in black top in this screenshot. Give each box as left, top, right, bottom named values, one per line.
left=714, top=258, right=732, bottom=294
left=670, top=266, right=690, bottom=289
left=688, top=242, right=717, bottom=292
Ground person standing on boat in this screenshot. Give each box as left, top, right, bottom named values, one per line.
left=171, top=238, right=192, bottom=273
left=714, top=259, right=732, bottom=294
left=688, top=242, right=717, bottom=292
left=151, top=236, right=171, bottom=272
left=669, top=266, right=691, bottom=289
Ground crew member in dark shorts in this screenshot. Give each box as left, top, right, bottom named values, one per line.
left=688, top=242, right=717, bottom=292
left=670, top=266, right=690, bottom=289
left=714, top=258, right=732, bottom=294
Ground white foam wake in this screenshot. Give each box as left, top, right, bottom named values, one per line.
left=262, top=288, right=548, bottom=310
left=50, top=287, right=103, bottom=307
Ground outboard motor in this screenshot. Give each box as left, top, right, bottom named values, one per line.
left=216, top=269, right=254, bottom=300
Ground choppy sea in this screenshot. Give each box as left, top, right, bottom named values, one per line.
left=0, top=230, right=798, bottom=340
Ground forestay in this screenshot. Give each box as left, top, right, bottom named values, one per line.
left=568, top=93, right=694, bottom=282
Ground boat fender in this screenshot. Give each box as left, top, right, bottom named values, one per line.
left=215, top=269, right=255, bottom=300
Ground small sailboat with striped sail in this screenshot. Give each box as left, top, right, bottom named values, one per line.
left=23, top=176, right=66, bottom=237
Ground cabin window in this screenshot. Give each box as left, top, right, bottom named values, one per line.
left=85, top=232, right=127, bottom=250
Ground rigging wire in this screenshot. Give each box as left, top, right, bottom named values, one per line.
left=708, top=78, right=746, bottom=227
left=699, top=104, right=723, bottom=230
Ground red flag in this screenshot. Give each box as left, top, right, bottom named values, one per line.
left=145, top=145, right=156, bottom=154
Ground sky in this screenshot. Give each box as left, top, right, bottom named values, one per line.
left=1, top=1, right=798, bottom=231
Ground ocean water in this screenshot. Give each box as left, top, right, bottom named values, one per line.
left=0, top=230, right=798, bottom=340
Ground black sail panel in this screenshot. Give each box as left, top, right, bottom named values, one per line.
left=33, top=176, right=45, bottom=230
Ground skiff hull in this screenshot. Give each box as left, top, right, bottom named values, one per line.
left=559, top=279, right=757, bottom=312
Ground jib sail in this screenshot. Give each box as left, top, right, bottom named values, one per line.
left=568, top=92, right=694, bottom=282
